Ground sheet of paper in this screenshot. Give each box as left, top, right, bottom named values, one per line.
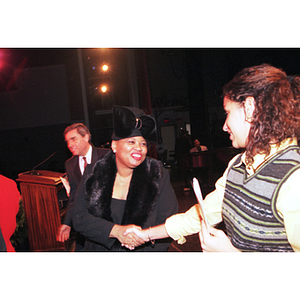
left=192, top=177, right=209, bottom=230
left=60, top=176, right=70, bottom=197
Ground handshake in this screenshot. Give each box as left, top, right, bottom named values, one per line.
left=110, top=224, right=155, bottom=250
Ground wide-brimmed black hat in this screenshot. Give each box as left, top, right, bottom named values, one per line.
left=111, top=105, right=157, bottom=142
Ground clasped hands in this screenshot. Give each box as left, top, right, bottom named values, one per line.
left=113, top=221, right=240, bottom=251
left=110, top=224, right=149, bottom=250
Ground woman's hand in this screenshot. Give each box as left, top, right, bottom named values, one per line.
left=199, top=221, right=240, bottom=252
left=123, top=227, right=150, bottom=242
left=110, top=224, right=145, bottom=250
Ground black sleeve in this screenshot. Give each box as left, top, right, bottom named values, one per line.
left=71, top=165, right=115, bottom=249
left=157, top=167, right=178, bottom=225
left=62, top=162, right=77, bottom=226
left=151, top=167, right=178, bottom=251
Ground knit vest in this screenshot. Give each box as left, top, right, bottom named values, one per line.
left=222, top=145, right=300, bottom=252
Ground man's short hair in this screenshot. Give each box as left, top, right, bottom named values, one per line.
left=64, top=123, right=91, bottom=143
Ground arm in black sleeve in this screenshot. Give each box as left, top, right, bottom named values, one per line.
left=157, top=168, right=178, bottom=224
left=62, top=163, right=77, bottom=226
left=152, top=167, right=178, bottom=251
left=71, top=165, right=116, bottom=249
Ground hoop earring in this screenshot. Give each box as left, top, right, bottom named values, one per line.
left=246, top=116, right=253, bottom=123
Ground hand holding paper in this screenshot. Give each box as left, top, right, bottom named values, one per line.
left=60, top=176, right=70, bottom=197
left=192, top=177, right=209, bottom=231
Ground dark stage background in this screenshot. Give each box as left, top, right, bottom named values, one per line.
left=1, top=48, right=299, bottom=180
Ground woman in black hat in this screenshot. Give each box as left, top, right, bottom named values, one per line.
left=72, top=106, right=178, bottom=251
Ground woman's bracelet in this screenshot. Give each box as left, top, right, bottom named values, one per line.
left=148, top=227, right=155, bottom=245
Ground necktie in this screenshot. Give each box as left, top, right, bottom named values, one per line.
left=83, top=156, right=87, bottom=170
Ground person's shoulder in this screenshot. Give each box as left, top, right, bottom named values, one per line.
left=94, top=147, right=110, bottom=157
left=145, top=157, right=165, bottom=175
left=146, top=156, right=162, bottom=164
left=0, top=174, right=15, bottom=185
left=65, top=155, right=78, bottom=170
left=95, top=147, right=110, bottom=153
left=190, top=147, right=197, bottom=153
left=65, top=155, right=77, bottom=164
left=0, top=175, right=18, bottom=192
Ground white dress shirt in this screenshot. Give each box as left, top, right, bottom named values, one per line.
left=79, top=145, right=92, bottom=175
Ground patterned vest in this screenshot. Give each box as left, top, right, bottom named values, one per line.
left=222, top=145, right=300, bottom=252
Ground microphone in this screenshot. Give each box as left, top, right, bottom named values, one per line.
left=30, top=152, right=57, bottom=175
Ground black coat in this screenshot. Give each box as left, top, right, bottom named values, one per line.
left=63, top=146, right=109, bottom=226
left=72, top=151, right=178, bottom=251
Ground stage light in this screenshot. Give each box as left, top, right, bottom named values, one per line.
left=101, top=85, right=107, bottom=93
left=102, top=64, right=108, bottom=71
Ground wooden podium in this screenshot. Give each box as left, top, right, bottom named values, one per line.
left=17, top=170, right=66, bottom=251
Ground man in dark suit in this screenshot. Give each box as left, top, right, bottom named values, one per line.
left=57, top=123, right=109, bottom=250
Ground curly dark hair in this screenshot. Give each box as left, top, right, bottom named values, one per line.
left=223, top=64, right=300, bottom=165
left=289, top=75, right=300, bottom=102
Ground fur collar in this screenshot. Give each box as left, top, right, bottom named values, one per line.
left=84, top=151, right=163, bottom=227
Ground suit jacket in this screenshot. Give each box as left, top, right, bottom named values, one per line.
left=63, top=146, right=109, bottom=226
